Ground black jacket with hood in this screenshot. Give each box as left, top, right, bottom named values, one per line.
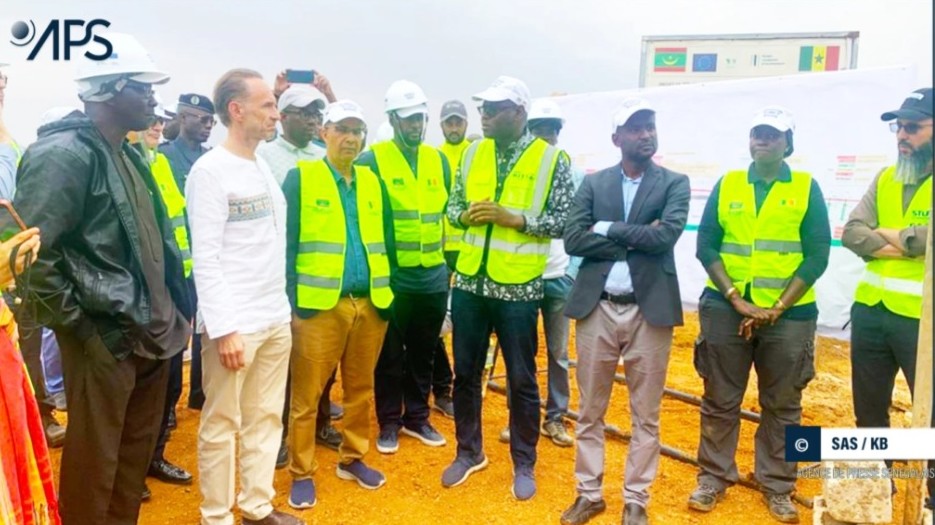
left=13, top=111, right=193, bottom=359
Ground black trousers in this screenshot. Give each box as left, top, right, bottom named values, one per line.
left=374, top=291, right=448, bottom=429
left=851, top=302, right=934, bottom=500
left=56, top=328, right=169, bottom=525
left=432, top=337, right=453, bottom=399
left=152, top=350, right=184, bottom=461
left=186, top=278, right=205, bottom=409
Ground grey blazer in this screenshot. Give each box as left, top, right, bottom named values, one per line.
left=563, top=161, right=690, bottom=327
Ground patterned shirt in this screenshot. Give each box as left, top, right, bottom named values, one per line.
left=446, top=132, right=575, bottom=301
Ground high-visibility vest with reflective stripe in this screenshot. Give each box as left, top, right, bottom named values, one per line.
left=150, top=152, right=193, bottom=277
left=371, top=141, right=447, bottom=268
left=440, top=141, right=470, bottom=252
left=456, top=138, right=560, bottom=284
left=705, top=169, right=815, bottom=307
left=854, top=166, right=931, bottom=319
left=10, top=141, right=22, bottom=167
left=295, top=160, right=394, bottom=310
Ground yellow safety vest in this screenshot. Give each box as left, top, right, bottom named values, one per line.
left=456, top=138, right=560, bottom=284
left=705, top=169, right=816, bottom=307
left=854, top=166, right=931, bottom=319
left=440, top=141, right=470, bottom=252
left=295, top=160, right=394, bottom=310
left=371, top=141, right=447, bottom=268
left=10, top=141, right=22, bottom=167
left=150, top=151, right=193, bottom=277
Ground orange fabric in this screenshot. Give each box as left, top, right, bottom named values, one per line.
left=0, top=299, right=60, bottom=525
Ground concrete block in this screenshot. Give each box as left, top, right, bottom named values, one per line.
left=821, top=460, right=892, bottom=524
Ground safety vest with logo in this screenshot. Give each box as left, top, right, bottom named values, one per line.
left=854, top=166, right=931, bottom=319
left=150, top=151, right=193, bottom=277
left=705, top=169, right=816, bottom=307
left=456, top=138, right=560, bottom=284
left=371, top=141, right=447, bottom=268
left=440, top=140, right=470, bottom=252
left=295, top=160, right=394, bottom=310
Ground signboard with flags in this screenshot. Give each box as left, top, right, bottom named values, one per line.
left=640, top=32, right=859, bottom=87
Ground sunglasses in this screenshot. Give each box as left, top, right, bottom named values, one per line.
left=122, top=80, right=154, bottom=97
left=283, top=108, right=322, bottom=121
left=890, top=121, right=933, bottom=135
left=183, top=113, right=217, bottom=126
left=750, top=127, right=783, bottom=141
left=479, top=102, right=518, bottom=117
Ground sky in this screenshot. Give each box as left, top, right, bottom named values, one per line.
left=2, top=0, right=933, bottom=144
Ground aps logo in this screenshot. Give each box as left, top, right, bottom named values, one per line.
left=10, top=19, right=113, bottom=61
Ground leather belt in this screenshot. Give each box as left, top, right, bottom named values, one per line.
left=600, top=291, right=637, bottom=305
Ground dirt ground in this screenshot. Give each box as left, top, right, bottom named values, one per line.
left=47, top=312, right=916, bottom=524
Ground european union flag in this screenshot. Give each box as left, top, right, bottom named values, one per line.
left=785, top=425, right=821, bottom=462
left=692, top=53, right=718, bottom=72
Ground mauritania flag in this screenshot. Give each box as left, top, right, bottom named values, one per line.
left=654, top=48, right=687, bottom=72
left=799, top=45, right=841, bottom=71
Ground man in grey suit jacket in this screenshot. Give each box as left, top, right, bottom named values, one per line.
left=559, top=99, right=690, bottom=525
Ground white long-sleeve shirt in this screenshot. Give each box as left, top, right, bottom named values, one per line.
left=185, top=146, right=291, bottom=339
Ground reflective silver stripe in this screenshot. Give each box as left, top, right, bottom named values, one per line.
left=462, top=232, right=486, bottom=248
left=367, top=242, right=387, bottom=255
left=861, top=269, right=924, bottom=296
left=297, top=275, right=341, bottom=289
left=372, top=276, right=391, bottom=288
left=396, top=241, right=421, bottom=251
left=487, top=239, right=549, bottom=256
left=720, top=242, right=752, bottom=256
left=393, top=210, right=419, bottom=220
left=298, top=241, right=343, bottom=254
left=422, top=242, right=441, bottom=253
left=754, top=239, right=802, bottom=253
left=460, top=141, right=481, bottom=185
left=421, top=213, right=443, bottom=223
left=752, top=277, right=790, bottom=290
left=527, top=145, right=559, bottom=218
left=170, top=216, right=187, bottom=229
left=179, top=248, right=192, bottom=259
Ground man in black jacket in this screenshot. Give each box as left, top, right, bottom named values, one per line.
left=560, top=99, right=689, bottom=525
left=13, top=34, right=192, bottom=525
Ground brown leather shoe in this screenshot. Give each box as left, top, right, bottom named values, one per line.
left=242, top=509, right=306, bottom=525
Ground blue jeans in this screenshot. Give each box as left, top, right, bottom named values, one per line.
left=41, top=328, right=65, bottom=395
left=541, top=276, right=572, bottom=422
left=452, top=289, right=540, bottom=468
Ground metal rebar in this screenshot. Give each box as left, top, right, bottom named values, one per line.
left=485, top=379, right=812, bottom=509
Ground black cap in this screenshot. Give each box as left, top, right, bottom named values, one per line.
left=178, top=93, right=215, bottom=114
left=881, top=87, right=933, bottom=121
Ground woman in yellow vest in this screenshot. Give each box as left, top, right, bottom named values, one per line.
left=691, top=107, right=831, bottom=524
left=282, top=100, right=395, bottom=508
left=842, top=87, right=933, bottom=510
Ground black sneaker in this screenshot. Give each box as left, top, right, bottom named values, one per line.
left=316, top=424, right=342, bottom=451
left=433, top=396, right=455, bottom=418
left=687, top=483, right=723, bottom=512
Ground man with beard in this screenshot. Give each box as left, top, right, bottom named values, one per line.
left=560, top=99, right=689, bottom=525
left=842, top=87, right=933, bottom=511
left=689, top=106, right=830, bottom=524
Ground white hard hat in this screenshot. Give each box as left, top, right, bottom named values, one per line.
left=74, top=33, right=168, bottom=101
left=384, top=80, right=428, bottom=117
left=528, top=99, right=565, bottom=124
left=153, top=93, right=171, bottom=119
left=39, top=106, right=79, bottom=127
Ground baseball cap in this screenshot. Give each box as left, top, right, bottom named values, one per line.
left=323, top=99, right=365, bottom=125
left=473, top=76, right=531, bottom=112
left=750, top=106, right=795, bottom=133
left=612, top=98, right=654, bottom=131
left=277, top=85, right=326, bottom=112
left=881, top=87, right=934, bottom=121
left=440, top=100, right=468, bottom=121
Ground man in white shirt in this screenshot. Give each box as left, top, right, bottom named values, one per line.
left=186, top=68, right=303, bottom=525
left=257, top=85, right=326, bottom=185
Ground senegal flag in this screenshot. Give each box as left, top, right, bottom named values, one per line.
left=799, top=45, right=841, bottom=72
left=654, top=48, right=687, bottom=72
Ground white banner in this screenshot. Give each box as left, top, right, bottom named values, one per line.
left=819, top=428, right=935, bottom=461
left=548, top=66, right=919, bottom=339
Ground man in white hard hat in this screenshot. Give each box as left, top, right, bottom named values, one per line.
left=187, top=69, right=303, bottom=525
left=13, top=33, right=194, bottom=524
left=441, top=76, right=575, bottom=501
left=496, top=98, right=579, bottom=448
left=283, top=100, right=394, bottom=508
left=355, top=80, right=451, bottom=455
